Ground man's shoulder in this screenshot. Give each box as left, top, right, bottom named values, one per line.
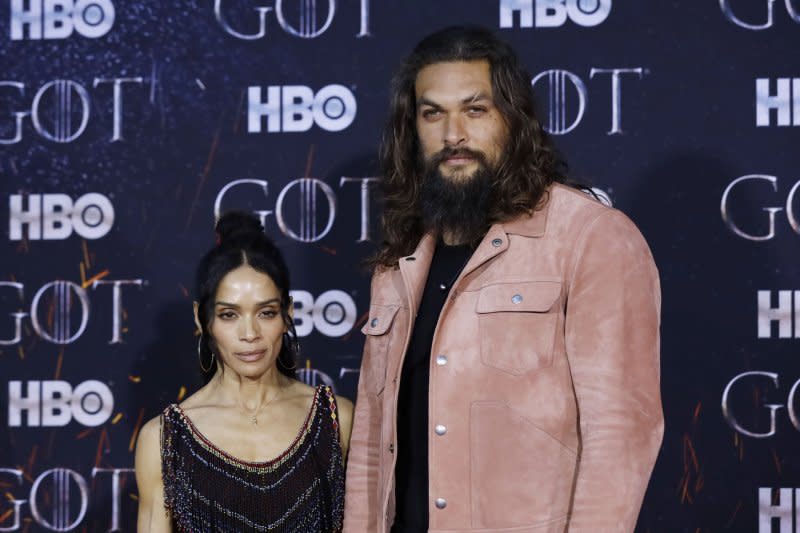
left=368, top=262, right=405, bottom=302
left=502, top=183, right=612, bottom=237
left=525, top=183, right=647, bottom=250
left=548, top=183, right=609, bottom=216
left=549, top=183, right=636, bottom=227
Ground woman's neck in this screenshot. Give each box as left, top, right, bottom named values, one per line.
left=212, top=366, right=289, bottom=411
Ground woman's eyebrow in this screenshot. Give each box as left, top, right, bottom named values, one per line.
left=214, top=298, right=281, bottom=308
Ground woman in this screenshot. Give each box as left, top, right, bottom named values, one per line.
left=135, top=212, right=353, bottom=532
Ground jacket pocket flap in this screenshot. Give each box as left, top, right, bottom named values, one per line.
left=476, top=280, right=561, bottom=313
left=361, top=304, right=401, bottom=335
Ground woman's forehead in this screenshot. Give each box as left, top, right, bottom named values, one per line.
left=215, top=265, right=280, bottom=302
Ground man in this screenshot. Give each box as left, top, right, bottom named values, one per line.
left=344, top=26, right=663, bottom=533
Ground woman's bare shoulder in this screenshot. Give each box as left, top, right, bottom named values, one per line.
left=138, top=414, right=162, bottom=447
left=288, top=379, right=317, bottom=398
left=135, top=415, right=163, bottom=483
left=177, top=383, right=215, bottom=410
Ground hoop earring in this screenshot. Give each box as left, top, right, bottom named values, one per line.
left=197, top=336, right=215, bottom=373
left=277, top=356, right=297, bottom=371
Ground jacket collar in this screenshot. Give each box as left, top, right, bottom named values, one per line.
left=396, top=193, right=551, bottom=309
left=398, top=233, right=436, bottom=313
left=499, top=194, right=550, bottom=237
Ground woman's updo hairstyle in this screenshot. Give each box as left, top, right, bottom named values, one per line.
left=194, top=211, right=298, bottom=380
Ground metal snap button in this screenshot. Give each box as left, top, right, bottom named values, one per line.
left=436, top=354, right=448, bottom=366
left=370, top=318, right=378, bottom=327
left=511, top=294, right=523, bottom=304
left=491, top=238, right=502, bottom=247
left=435, top=424, right=447, bottom=436
left=435, top=498, right=447, bottom=509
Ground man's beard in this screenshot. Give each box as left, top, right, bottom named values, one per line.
left=419, top=147, right=495, bottom=245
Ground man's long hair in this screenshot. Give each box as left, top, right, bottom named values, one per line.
left=372, top=26, right=567, bottom=269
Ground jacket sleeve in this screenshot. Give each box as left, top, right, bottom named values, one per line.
left=564, top=209, right=664, bottom=532
left=342, top=298, right=384, bottom=532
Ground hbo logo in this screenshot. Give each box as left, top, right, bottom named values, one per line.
left=291, top=290, right=357, bottom=337
left=248, top=84, right=357, bottom=133
left=9, top=193, right=115, bottom=241
left=500, top=0, right=612, bottom=28
left=10, top=0, right=115, bottom=41
left=8, top=380, right=114, bottom=427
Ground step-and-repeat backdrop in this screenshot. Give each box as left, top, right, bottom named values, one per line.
left=1, top=1, right=797, bottom=531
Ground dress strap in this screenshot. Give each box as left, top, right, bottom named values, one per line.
left=319, top=385, right=341, bottom=441
left=159, top=404, right=179, bottom=451
left=159, top=404, right=183, bottom=520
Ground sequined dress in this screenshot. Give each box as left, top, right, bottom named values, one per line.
left=160, top=385, right=344, bottom=532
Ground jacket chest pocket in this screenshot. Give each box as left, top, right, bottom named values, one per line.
left=475, top=280, right=561, bottom=375
left=361, top=304, right=401, bottom=395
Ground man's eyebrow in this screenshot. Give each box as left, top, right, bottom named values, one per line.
left=416, top=96, right=441, bottom=108
left=463, top=91, right=491, bottom=105
left=417, top=92, right=491, bottom=108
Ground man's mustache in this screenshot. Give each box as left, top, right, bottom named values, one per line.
left=428, top=146, right=489, bottom=167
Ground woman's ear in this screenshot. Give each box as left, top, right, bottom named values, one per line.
left=285, top=297, right=294, bottom=331
left=193, top=301, right=202, bottom=332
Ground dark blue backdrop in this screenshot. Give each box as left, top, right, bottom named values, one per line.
left=1, top=1, right=798, bottom=531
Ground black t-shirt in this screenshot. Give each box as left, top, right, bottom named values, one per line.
left=392, top=241, right=473, bottom=533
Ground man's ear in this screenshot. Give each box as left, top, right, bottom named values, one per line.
left=193, top=302, right=202, bottom=332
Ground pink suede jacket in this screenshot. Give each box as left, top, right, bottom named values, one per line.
left=343, top=184, right=664, bottom=533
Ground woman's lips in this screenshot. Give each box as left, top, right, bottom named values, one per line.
left=235, top=349, right=267, bottom=362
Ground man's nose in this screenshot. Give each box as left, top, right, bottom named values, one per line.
left=443, top=113, right=467, bottom=146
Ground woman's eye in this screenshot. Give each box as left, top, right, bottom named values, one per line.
left=218, top=312, right=236, bottom=320
left=260, top=310, right=278, bottom=318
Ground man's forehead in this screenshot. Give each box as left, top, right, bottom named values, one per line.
left=414, top=60, right=493, bottom=103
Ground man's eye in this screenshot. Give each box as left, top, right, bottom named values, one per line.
left=422, top=109, right=441, bottom=119
left=467, top=106, right=487, bottom=115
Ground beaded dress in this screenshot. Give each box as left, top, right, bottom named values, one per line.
left=160, top=385, right=344, bottom=532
